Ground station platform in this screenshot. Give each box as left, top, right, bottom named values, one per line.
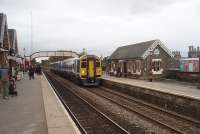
left=102, top=75, right=200, bottom=100
left=0, top=74, right=79, bottom=134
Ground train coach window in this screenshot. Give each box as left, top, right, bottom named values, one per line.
left=96, top=62, right=100, bottom=67
left=77, top=60, right=80, bottom=72
left=81, top=62, right=87, bottom=68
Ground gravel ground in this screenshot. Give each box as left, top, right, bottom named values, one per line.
left=95, top=87, right=200, bottom=134
left=73, top=86, right=174, bottom=134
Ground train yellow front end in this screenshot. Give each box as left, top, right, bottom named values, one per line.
left=80, top=55, right=102, bottom=86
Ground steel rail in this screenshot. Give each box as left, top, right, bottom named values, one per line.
left=88, top=88, right=186, bottom=134
left=99, top=86, right=200, bottom=126
left=44, top=72, right=87, bottom=134
left=44, top=71, right=130, bottom=134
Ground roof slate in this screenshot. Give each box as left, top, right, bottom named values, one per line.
left=110, top=40, right=157, bottom=60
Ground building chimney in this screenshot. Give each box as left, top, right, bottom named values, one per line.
left=189, top=46, right=192, bottom=52
left=192, top=46, right=194, bottom=51
left=197, top=46, right=200, bottom=52
left=173, top=50, right=181, bottom=59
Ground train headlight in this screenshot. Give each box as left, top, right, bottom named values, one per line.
left=81, top=70, right=85, bottom=75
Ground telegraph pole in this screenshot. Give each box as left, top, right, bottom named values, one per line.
left=23, top=48, right=26, bottom=72
left=30, top=11, right=33, bottom=55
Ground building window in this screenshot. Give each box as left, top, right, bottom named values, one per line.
left=152, top=59, right=162, bottom=71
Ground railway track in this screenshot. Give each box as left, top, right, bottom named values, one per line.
left=87, top=87, right=200, bottom=134
left=44, top=71, right=129, bottom=134
left=44, top=71, right=200, bottom=133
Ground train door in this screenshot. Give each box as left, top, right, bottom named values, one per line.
left=88, top=59, right=95, bottom=78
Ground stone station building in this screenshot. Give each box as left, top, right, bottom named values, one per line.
left=109, top=39, right=174, bottom=79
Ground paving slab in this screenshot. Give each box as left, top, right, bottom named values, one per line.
left=103, top=75, right=200, bottom=100
left=0, top=73, right=80, bottom=134
left=0, top=74, right=48, bottom=134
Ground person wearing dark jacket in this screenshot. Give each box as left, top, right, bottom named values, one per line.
left=117, top=66, right=121, bottom=77
left=28, top=66, right=35, bottom=80
left=9, top=76, right=17, bottom=96
left=38, top=65, right=42, bottom=75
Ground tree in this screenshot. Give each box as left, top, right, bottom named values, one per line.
left=31, top=58, right=38, bottom=65
left=101, top=56, right=110, bottom=71
left=41, top=60, right=50, bottom=67
left=79, top=48, right=87, bottom=56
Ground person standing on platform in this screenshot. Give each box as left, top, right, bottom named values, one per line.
left=9, top=75, right=17, bottom=96
left=148, top=70, right=153, bottom=82
left=28, top=66, right=35, bottom=80
left=117, top=66, right=121, bottom=77
left=38, top=65, right=42, bottom=75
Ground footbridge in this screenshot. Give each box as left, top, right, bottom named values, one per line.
left=30, top=51, right=79, bottom=61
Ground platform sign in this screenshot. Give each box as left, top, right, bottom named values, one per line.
left=179, top=58, right=199, bottom=72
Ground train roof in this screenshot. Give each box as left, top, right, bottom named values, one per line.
left=50, top=61, right=60, bottom=64
left=62, top=57, right=79, bottom=62
left=50, top=58, right=79, bottom=66
left=80, top=55, right=100, bottom=59
left=50, top=55, right=100, bottom=65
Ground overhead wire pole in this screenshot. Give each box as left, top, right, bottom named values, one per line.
left=23, top=48, right=26, bottom=72
left=30, top=11, right=33, bottom=55
left=30, top=11, right=33, bottom=65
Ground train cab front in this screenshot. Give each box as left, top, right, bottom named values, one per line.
left=80, top=55, right=102, bottom=86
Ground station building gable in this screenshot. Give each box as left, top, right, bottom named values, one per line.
left=8, top=29, right=18, bottom=56
left=109, top=39, right=173, bottom=79
left=0, top=13, right=11, bottom=67
left=0, top=13, right=10, bottom=50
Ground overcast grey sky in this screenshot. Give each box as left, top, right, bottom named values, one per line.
left=1, top=0, right=200, bottom=56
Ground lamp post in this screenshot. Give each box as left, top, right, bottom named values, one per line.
left=23, top=48, right=26, bottom=72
